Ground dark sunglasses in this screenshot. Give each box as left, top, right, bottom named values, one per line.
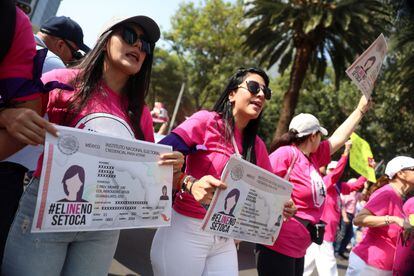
left=121, top=27, right=151, bottom=55
left=238, top=80, right=272, bottom=100
left=62, top=39, right=84, bottom=61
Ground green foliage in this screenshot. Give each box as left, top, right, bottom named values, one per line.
left=244, top=0, right=392, bottom=86
left=259, top=63, right=414, bottom=162
left=149, top=48, right=193, bottom=124
left=164, top=0, right=259, bottom=110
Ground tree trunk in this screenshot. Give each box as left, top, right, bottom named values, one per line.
left=274, top=44, right=313, bottom=139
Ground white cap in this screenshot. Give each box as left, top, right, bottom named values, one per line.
left=99, top=15, right=160, bottom=43
left=385, top=156, right=414, bottom=179
left=327, top=161, right=338, bottom=170
left=289, top=113, right=328, bottom=137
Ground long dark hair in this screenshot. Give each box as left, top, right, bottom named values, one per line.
left=64, top=24, right=155, bottom=140
left=213, top=67, right=269, bottom=165
left=270, top=129, right=311, bottom=152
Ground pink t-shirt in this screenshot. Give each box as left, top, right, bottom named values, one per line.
left=0, top=8, right=35, bottom=79
left=172, top=110, right=272, bottom=219
left=352, top=184, right=404, bottom=270
left=393, top=197, right=414, bottom=276
left=0, top=8, right=38, bottom=103
left=322, top=173, right=366, bottom=242
left=266, top=141, right=331, bottom=258
left=34, top=68, right=154, bottom=177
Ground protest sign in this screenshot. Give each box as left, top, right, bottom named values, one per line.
left=201, top=156, right=292, bottom=245
left=346, top=33, right=388, bottom=99
left=32, top=126, right=173, bottom=232
left=350, top=132, right=376, bottom=182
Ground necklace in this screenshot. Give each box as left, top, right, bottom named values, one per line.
left=390, top=183, right=406, bottom=200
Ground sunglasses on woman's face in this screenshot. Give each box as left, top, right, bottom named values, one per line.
left=238, top=80, right=272, bottom=100
left=121, top=27, right=151, bottom=55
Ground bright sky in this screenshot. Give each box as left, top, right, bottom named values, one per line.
left=57, top=0, right=190, bottom=48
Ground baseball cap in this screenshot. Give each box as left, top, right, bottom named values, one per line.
left=99, top=15, right=160, bottom=43
left=40, top=16, right=90, bottom=53
left=289, top=113, right=328, bottom=137
left=327, top=161, right=338, bottom=170
left=385, top=156, right=414, bottom=179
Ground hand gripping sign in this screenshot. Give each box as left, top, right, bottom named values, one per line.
left=346, top=33, right=388, bottom=99
left=32, top=126, right=173, bottom=232
left=201, top=155, right=292, bottom=245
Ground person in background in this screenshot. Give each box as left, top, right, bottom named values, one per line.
left=392, top=196, right=414, bottom=276
left=335, top=180, right=362, bottom=259
left=346, top=156, right=414, bottom=276
left=304, top=141, right=367, bottom=276
left=258, top=95, right=370, bottom=276
left=35, top=16, right=90, bottom=69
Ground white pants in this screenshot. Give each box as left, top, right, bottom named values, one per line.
left=303, top=241, right=338, bottom=276
left=345, top=251, right=392, bottom=276
left=150, top=210, right=238, bottom=276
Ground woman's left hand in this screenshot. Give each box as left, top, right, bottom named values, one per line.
left=158, top=151, right=185, bottom=174
left=282, top=199, right=297, bottom=221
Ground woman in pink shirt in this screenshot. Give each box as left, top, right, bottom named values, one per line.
left=256, top=96, right=370, bottom=276
left=2, top=15, right=184, bottom=276
left=150, top=68, right=295, bottom=276
left=393, top=196, right=414, bottom=276
left=304, top=141, right=367, bottom=276
left=346, top=156, right=414, bottom=276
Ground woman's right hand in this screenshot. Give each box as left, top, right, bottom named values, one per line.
left=0, top=108, right=58, bottom=145
left=356, top=95, right=372, bottom=115
left=190, top=175, right=227, bottom=204
left=343, top=140, right=352, bottom=155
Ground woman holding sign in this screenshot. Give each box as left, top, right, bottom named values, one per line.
left=2, top=15, right=184, bottom=276
left=150, top=67, right=296, bottom=276
left=346, top=156, right=414, bottom=276
left=256, top=96, right=370, bottom=276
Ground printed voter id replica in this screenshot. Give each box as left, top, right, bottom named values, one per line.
left=201, top=155, right=292, bottom=245
left=32, top=126, right=172, bottom=232
left=346, top=33, right=388, bottom=99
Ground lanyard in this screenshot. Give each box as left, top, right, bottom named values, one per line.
left=231, top=135, right=242, bottom=158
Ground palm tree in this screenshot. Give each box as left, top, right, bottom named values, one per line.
left=393, top=0, right=414, bottom=93
left=244, top=0, right=391, bottom=138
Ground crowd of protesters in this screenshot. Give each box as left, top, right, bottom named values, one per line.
left=0, top=2, right=413, bottom=276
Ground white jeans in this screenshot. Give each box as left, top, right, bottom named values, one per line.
left=303, top=241, right=338, bottom=276
left=150, top=210, right=238, bottom=276
left=345, top=251, right=392, bottom=276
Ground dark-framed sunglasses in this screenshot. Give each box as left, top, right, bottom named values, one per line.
left=238, top=80, right=272, bottom=100
left=62, top=39, right=84, bottom=61
left=121, top=27, right=151, bottom=55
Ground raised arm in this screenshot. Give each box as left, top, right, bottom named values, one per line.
left=328, top=96, right=370, bottom=154
left=323, top=141, right=351, bottom=189
left=341, top=176, right=367, bottom=195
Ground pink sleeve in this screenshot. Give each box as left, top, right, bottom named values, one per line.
left=41, top=69, right=75, bottom=123
left=341, top=176, right=367, bottom=195
left=141, top=105, right=155, bottom=142
left=323, top=154, right=348, bottom=190
left=311, top=140, right=331, bottom=168
left=364, top=188, right=392, bottom=216
left=172, top=110, right=212, bottom=147
left=269, top=146, right=293, bottom=178
left=0, top=8, right=35, bottom=79
left=255, top=137, right=272, bottom=172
